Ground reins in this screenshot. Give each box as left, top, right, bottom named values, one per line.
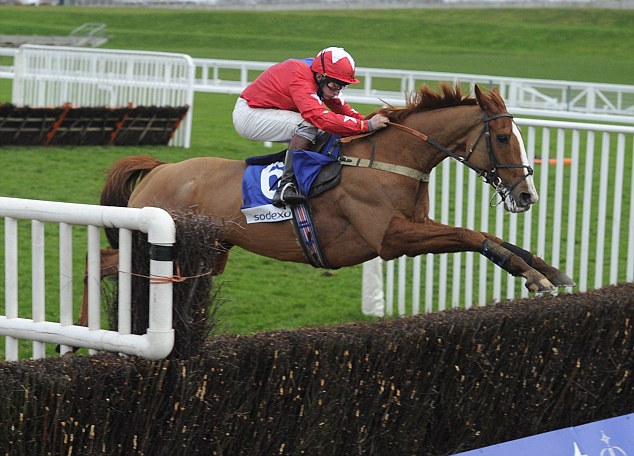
left=369, top=115, right=534, bottom=207
left=385, top=119, right=500, bottom=182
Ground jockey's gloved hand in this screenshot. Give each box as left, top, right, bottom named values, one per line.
left=368, top=114, right=390, bottom=131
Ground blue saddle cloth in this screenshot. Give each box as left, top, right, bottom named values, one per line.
left=241, top=136, right=342, bottom=223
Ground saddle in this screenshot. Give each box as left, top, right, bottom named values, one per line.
left=245, top=133, right=343, bottom=198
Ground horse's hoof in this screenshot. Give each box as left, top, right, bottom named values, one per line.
left=526, top=277, right=556, bottom=293
left=548, top=272, right=576, bottom=288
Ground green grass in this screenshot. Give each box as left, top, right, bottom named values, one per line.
left=0, top=7, right=633, bottom=83
left=0, top=6, right=633, bottom=347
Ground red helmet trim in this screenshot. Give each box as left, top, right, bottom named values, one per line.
left=311, top=47, right=360, bottom=85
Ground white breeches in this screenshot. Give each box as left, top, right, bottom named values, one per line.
left=232, top=97, right=318, bottom=143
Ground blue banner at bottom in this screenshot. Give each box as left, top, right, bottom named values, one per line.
left=455, top=413, right=633, bottom=456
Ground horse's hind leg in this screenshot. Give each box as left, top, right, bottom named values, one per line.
left=209, top=243, right=232, bottom=275
left=78, top=248, right=119, bottom=327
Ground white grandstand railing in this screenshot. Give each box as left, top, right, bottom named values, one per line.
left=362, top=119, right=634, bottom=317
left=1, top=48, right=634, bottom=123
left=190, top=57, right=634, bottom=123
left=0, top=197, right=176, bottom=361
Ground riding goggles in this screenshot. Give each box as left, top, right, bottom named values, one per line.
left=325, top=78, right=348, bottom=91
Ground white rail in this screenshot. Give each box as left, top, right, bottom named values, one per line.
left=190, top=57, right=634, bottom=123
left=2, top=48, right=633, bottom=123
left=0, top=197, right=176, bottom=361
left=362, top=119, right=634, bottom=316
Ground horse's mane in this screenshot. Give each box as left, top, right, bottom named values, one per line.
left=373, top=83, right=477, bottom=122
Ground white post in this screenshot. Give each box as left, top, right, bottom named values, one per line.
left=362, top=259, right=385, bottom=317
left=59, top=222, right=73, bottom=355
left=118, top=228, right=132, bottom=336
left=32, top=220, right=46, bottom=359
left=4, top=217, right=18, bottom=361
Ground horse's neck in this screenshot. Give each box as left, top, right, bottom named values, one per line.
left=344, top=105, right=481, bottom=172
left=399, top=105, right=482, bottom=170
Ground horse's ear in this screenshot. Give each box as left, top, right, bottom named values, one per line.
left=474, top=84, right=496, bottom=114
left=475, top=84, right=491, bottom=111
left=490, top=87, right=506, bottom=107
left=474, top=84, right=483, bottom=100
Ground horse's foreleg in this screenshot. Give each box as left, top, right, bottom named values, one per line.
left=479, top=239, right=557, bottom=293
left=483, top=237, right=576, bottom=288
left=78, top=248, right=119, bottom=327
left=379, top=218, right=487, bottom=257
left=379, top=217, right=558, bottom=293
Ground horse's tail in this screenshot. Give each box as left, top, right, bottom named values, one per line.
left=101, top=154, right=165, bottom=248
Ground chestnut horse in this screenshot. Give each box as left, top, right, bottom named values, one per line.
left=79, top=85, right=574, bottom=325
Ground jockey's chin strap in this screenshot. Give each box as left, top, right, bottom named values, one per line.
left=385, top=114, right=534, bottom=206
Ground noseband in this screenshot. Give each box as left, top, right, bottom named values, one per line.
left=389, top=112, right=534, bottom=206
left=466, top=113, right=534, bottom=193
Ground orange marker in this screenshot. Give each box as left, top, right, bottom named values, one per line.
left=534, top=158, right=573, bottom=165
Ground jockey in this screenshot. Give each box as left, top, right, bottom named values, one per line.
left=233, top=47, right=390, bottom=207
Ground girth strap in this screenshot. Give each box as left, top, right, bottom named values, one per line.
left=339, top=155, right=430, bottom=183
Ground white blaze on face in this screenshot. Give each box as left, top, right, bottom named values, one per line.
left=513, top=123, right=539, bottom=202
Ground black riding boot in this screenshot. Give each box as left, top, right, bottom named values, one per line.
left=272, top=135, right=311, bottom=207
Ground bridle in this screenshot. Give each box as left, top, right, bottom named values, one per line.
left=466, top=113, right=533, bottom=188
left=388, top=112, right=534, bottom=206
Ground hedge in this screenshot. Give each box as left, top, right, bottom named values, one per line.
left=0, top=211, right=632, bottom=455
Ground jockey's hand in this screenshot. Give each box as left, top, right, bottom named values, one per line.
left=368, top=114, right=390, bottom=131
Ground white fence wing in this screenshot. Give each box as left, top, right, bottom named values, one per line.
left=11, top=45, right=195, bottom=147
left=0, top=197, right=176, bottom=360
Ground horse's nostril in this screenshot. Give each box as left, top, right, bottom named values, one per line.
left=520, top=192, right=535, bottom=206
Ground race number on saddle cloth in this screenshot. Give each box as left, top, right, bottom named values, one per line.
left=240, top=136, right=342, bottom=224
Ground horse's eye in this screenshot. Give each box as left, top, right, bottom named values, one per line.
left=497, top=134, right=510, bottom=143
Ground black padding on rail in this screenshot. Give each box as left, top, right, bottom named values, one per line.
left=149, top=244, right=174, bottom=261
